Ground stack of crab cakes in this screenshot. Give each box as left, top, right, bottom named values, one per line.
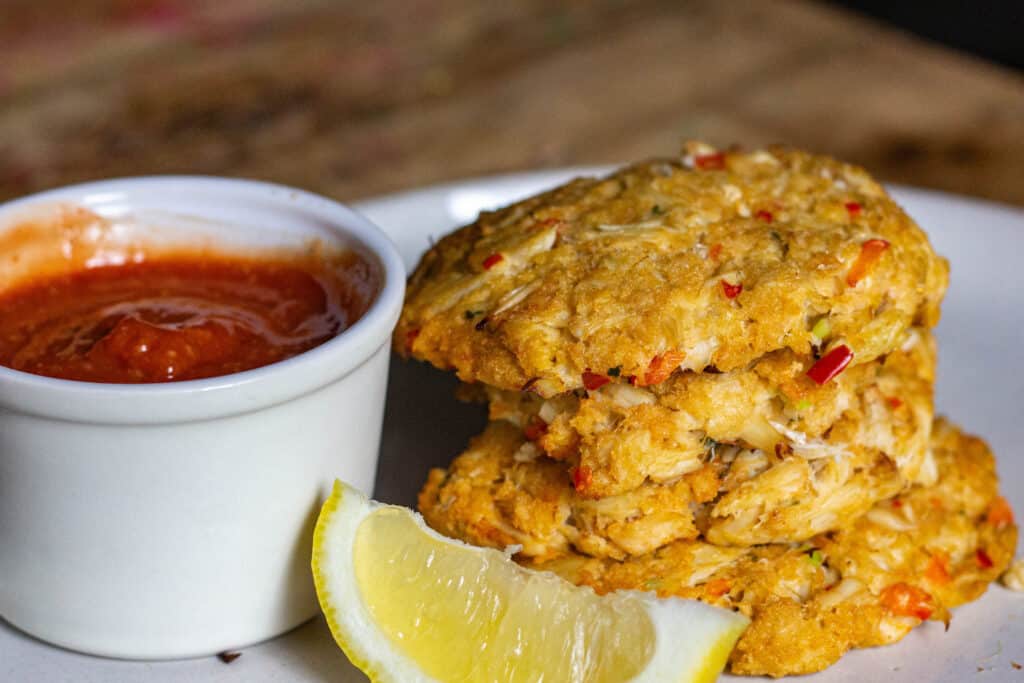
left=396, top=143, right=1017, bottom=677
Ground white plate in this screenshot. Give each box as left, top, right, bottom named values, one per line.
left=3, top=169, right=1022, bottom=682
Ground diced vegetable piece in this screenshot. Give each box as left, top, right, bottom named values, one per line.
left=582, top=371, right=611, bottom=391
left=976, top=549, right=994, bottom=569
left=642, top=351, right=687, bottom=386
left=695, top=152, right=726, bottom=170
left=924, top=553, right=950, bottom=586
left=806, top=345, right=853, bottom=384
left=523, top=415, right=548, bottom=442
left=482, top=253, right=504, bottom=270
left=846, top=239, right=889, bottom=286
left=571, top=465, right=593, bottom=492
left=811, top=317, right=831, bottom=341
left=721, top=280, right=743, bottom=299
left=987, top=496, right=1014, bottom=528
left=880, top=582, right=933, bottom=620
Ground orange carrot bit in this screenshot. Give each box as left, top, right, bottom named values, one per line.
left=704, top=578, right=731, bottom=598
left=570, top=465, right=593, bottom=492
left=986, top=496, right=1015, bottom=529
left=641, top=350, right=687, bottom=386
left=708, top=243, right=723, bottom=260
left=924, top=552, right=950, bottom=586
left=846, top=238, right=890, bottom=287
left=880, top=582, right=934, bottom=621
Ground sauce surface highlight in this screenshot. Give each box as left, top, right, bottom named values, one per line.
left=0, top=256, right=365, bottom=383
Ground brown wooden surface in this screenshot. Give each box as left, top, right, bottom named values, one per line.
left=2, top=0, right=1023, bottom=206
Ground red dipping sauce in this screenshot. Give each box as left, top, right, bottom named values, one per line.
left=0, top=255, right=372, bottom=383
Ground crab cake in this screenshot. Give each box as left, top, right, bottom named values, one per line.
left=419, top=383, right=929, bottom=556
left=417, top=421, right=722, bottom=561
left=422, top=333, right=936, bottom=551
left=484, top=327, right=936, bottom=501
left=397, top=143, right=949, bottom=396
left=531, top=419, right=1017, bottom=677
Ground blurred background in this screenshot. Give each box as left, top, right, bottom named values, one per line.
left=1, top=0, right=1022, bottom=205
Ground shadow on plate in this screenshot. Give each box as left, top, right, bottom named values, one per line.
left=374, top=353, right=487, bottom=507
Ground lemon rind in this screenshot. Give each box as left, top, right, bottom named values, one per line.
left=312, top=481, right=439, bottom=683
left=633, top=596, right=748, bottom=682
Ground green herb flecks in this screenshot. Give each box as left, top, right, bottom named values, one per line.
left=811, top=317, right=831, bottom=343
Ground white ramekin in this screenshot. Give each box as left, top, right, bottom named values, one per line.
left=0, top=177, right=405, bottom=659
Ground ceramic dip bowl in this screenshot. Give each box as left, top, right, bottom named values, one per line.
left=0, top=177, right=405, bottom=659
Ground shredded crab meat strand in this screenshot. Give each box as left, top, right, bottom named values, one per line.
left=680, top=338, right=718, bottom=371
left=818, top=578, right=864, bottom=610
left=767, top=420, right=851, bottom=460
left=492, top=281, right=542, bottom=317
left=865, top=507, right=916, bottom=531
left=513, top=442, right=541, bottom=463
left=593, top=220, right=665, bottom=232
left=900, top=328, right=922, bottom=352
left=420, top=272, right=489, bottom=317
left=600, top=383, right=656, bottom=408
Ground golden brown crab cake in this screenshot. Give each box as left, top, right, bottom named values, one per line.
left=397, top=143, right=949, bottom=397
left=485, top=327, right=936, bottom=503
left=417, top=421, right=721, bottom=562
left=419, top=421, right=899, bottom=557
left=532, top=419, right=1017, bottom=677
left=419, top=357, right=930, bottom=556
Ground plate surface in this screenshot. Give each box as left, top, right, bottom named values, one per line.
left=3, top=169, right=1022, bottom=682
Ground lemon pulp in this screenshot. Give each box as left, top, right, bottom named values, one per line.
left=354, top=507, right=655, bottom=682
left=314, top=481, right=748, bottom=682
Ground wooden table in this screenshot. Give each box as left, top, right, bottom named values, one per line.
left=3, top=0, right=1023, bottom=206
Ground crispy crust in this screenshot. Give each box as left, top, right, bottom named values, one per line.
left=397, top=143, right=949, bottom=396
left=530, top=419, right=1017, bottom=677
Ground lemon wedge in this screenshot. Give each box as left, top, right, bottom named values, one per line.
left=312, top=480, right=748, bottom=682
